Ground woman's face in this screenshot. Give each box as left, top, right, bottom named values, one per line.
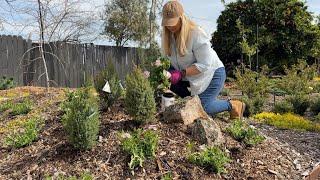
left=166, top=18, right=182, bottom=33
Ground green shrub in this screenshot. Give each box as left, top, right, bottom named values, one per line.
left=10, top=99, right=32, bottom=116
left=287, top=94, right=310, bottom=116
left=225, top=77, right=235, bottom=83
left=278, top=61, right=315, bottom=95
left=313, top=113, right=320, bottom=123
left=225, top=119, right=246, bottom=141
left=61, top=87, right=100, bottom=150
left=188, top=146, right=231, bottom=174
left=0, top=76, right=15, bottom=90
left=119, top=129, right=159, bottom=170
left=226, top=119, right=265, bottom=146
left=45, top=172, right=93, bottom=180
left=234, top=65, right=270, bottom=98
left=310, top=96, right=320, bottom=115
left=271, top=87, right=287, bottom=96
left=313, top=82, right=320, bottom=93
left=0, top=100, right=12, bottom=113
left=94, top=61, right=122, bottom=110
left=0, top=99, right=32, bottom=115
left=241, top=95, right=266, bottom=117
left=125, top=68, right=156, bottom=124
left=243, top=128, right=265, bottom=146
left=161, top=172, right=173, bottom=180
left=273, top=100, right=294, bottom=114
left=4, top=117, right=43, bottom=148
left=220, top=88, right=230, bottom=96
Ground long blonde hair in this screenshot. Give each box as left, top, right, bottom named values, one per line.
left=162, top=14, right=196, bottom=57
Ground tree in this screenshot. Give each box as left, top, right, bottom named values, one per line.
left=2, top=0, right=98, bottom=42
left=102, top=0, right=157, bottom=47
left=236, top=19, right=257, bottom=70
left=212, top=0, right=318, bottom=72
left=2, top=0, right=99, bottom=88
left=310, top=25, right=320, bottom=74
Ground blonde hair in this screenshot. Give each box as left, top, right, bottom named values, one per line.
left=162, top=14, right=196, bottom=57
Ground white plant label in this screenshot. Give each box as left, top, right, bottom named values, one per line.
left=102, top=81, right=111, bottom=93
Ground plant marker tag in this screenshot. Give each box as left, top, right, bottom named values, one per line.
left=119, top=81, right=124, bottom=90
left=102, top=81, right=111, bottom=93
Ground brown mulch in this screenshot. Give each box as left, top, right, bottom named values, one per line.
left=0, top=87, right=319, bottom=179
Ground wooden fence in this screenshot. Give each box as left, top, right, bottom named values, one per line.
left=0, top=35, right=143, bottom=88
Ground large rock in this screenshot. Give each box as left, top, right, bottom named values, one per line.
left=191, top=118, right=224, bottom=146
left=161, top=95, right=225, bottom=146
left=161, top=96, right=208, bottom=125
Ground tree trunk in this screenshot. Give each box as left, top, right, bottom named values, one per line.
left=37, top=0, right=50, bottom=90
left=149, top=0, right=156, bottom=47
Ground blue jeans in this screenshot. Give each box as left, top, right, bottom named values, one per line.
left=199, top=67, right=232, bottom=115
left=170, top=67, right=231, bottom=116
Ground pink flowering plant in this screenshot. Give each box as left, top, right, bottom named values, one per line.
left=146, top=57, right=171, bottom=90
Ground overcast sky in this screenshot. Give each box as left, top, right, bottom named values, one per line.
left=1, top=0, right=320, bottom=46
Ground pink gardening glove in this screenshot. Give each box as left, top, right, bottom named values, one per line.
left=169, top=70, right=182, bottom=85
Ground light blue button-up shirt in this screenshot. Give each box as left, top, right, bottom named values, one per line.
left=168, top=26, right=224, bottom=95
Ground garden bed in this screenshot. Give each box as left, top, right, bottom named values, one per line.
left=0, top=87, right=319, bottom=179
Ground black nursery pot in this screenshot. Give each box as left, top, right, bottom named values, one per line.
left=163, top=92, right=175, bottom=98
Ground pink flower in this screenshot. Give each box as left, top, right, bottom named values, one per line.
left=163, top=70, right=171, bottom=79
left=154, top=59, right=162, bottom=67
left=143, top=70, right=150, bottom=78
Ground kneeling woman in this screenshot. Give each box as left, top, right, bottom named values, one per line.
left=161, top=1, right=245, bottom=119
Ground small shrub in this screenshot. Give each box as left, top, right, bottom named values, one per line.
left=287, top=94, right=310, bottom=116
left=119, top=129, right=159, bottom=170
left=313, top=113, right=320, bottom=123
left=4, top=117, right=43, bottom=148
left=234, top=65, right=270, bottom=98
left=125, top=68, right=156, bottom=124
left=254, top=112, right=320, bottom=132
left=0, top=99, right=32, bottom=115
left=243, top=128, right=265, bottom=146
left=271, top=87, right=287, bottom=96
left=10, top=99, right=32, bottom=116
left=0, top=100, right=12, bottom=113
left=226, top=119, right=265, bottom=146
left=161, top=172, right=173, bottom=180
left=61, top=87, right=100, bottom=150
left=225, top=77, right=235, bottom=83
left=313, top=82, right=320, bottom=93
left=310, top=96, right=320, bottom=115
left=45, top=172, right=93, bottom=180
left=273, top=100, right=294, bottom=114
left=188, top=146, right=231, bottom=174
left=94, top=61, right=122, bottom=110
left=278, top=61, right=315, bottom=95
left=241, top=95, right=266, bottom=117
left=225, top=120, right=246, bottom=141
left=220, top=88, right=230, bottom=96
left=0, top=76, right=15, bottom=90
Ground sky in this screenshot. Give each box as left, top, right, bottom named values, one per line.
left=1, top=0, right=320, bottom=46
left=179, top=0, right=320, bottom=36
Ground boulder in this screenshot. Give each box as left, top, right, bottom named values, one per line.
left=191, top=118, right=224, bottom=146
left=161, top=96, right=208, bottom=125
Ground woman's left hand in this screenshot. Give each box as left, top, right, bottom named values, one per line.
left=169, top=70, right=183, bottom=85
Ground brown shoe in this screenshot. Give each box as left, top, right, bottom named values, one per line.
left=230, top=100, right=246, bottom=119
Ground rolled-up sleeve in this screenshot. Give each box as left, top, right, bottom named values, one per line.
left=192, top=28, right=216, bottom=72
